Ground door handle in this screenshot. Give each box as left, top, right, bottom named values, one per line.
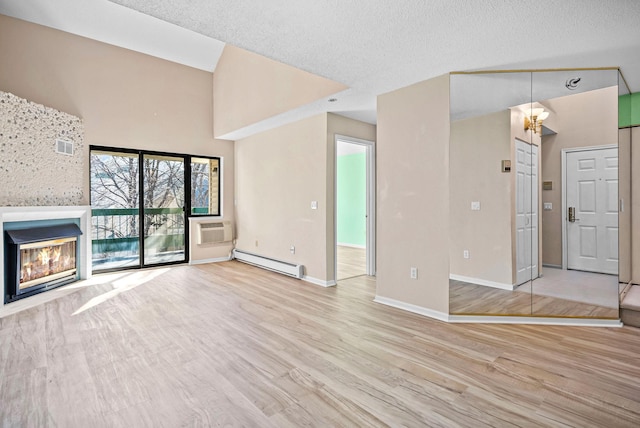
left=568, top=207, right=580, bottom=222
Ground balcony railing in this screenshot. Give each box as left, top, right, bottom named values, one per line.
left=91, top=208, right=185, bottom=262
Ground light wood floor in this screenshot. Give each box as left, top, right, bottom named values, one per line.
left=2, top=261, right=640, bottom=427
left=336, top=245, right=366, bottom=280
left=450, top=279, right=619, bottom=318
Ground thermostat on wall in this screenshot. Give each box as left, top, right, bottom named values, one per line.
left=501, top=160, right=511, bottom=172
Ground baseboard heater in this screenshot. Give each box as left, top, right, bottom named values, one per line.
left=232, top=249, right=304, bottom=279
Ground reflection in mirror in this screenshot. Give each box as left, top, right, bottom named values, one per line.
left=449, top=72, right=533, bottom=316
left=531, top=70, right=619, bottom=318
left=449, top=69, right=622, bottom=320
left=619, top=72, right=632, bottom=289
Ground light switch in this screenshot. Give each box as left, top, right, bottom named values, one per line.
left=311, top=201, right=318, bottom=210
left=544, top=202, right=552, bottom=211
left=471, top=201, right=480, bottom=211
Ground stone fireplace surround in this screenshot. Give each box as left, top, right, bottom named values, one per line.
left=0, top=206, right=92, bottom=309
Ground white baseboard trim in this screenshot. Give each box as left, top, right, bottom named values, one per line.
left=189, top=256, right=232, bottom=265
left=449, top=274, right=515, bottom=291
left=303, top=276, right=337, bottom=287
left=448, top=315, right=623, bottom=327
left=337, top=243, right=366, bottom=249
left=373, top=296, right=449, bottom=322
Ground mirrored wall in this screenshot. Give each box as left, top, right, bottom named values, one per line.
left=449, top=68, right=629, bottom=319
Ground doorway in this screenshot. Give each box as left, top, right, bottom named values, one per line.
left=515, top=139, right=539, bottom=285
left=335, top=136, right=375, bottom=281
left=562, top=145, right=618, bottom=274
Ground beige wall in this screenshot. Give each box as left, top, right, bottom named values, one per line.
left=449, top=111, right=513, bottom=285
left=327, top=113, right=377, bottom=144
left=376, top=74, right=450, bottom=314
left=234, top=114, right=329, bottom=281
left=233, top=112, right=375, bottom=282
left=213, top=45, right=347, bottom=138
left=540, top=87, right=618, bottom=267
left=0, top=15, right=234, bottom=261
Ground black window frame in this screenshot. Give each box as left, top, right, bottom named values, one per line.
left=89, top=145, right=222, bottom=272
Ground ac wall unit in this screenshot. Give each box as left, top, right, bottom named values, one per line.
left=197, top=221, right=233, bottom=244
left=233, top=249, right=304, bottom=279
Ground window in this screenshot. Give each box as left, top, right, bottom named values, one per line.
left=190, top=157, right=220, bottom=216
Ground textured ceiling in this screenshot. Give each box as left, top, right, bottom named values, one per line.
left=107, top=0, right=640, bottom=90
left=3, top=0, right=640, bottom=137
left=108, top=0, right=640, bottom=133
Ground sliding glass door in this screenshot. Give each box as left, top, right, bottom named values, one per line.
left=91, top=150, right=142, bottom=270
left=91, top=147, right=221, bottom=272
left=142, top=154, right=186, bottom=265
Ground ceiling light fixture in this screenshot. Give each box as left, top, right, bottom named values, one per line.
left=524, top=108, right=549, bottom=134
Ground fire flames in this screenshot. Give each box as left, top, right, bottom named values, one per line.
left=19, top=239, right=76, bottom=287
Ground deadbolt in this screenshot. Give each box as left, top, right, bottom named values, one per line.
left=568, top=207, right=579, bottom=222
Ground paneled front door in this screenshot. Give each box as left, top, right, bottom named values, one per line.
left=565, top=147, right=618, bottom=274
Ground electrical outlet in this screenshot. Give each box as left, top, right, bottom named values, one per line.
left=463, top=250, right=470, bottom=259
left=311, top=201, right=318, bottom=210
left=471, top=201, right=481, bottom=211
left=410, top=267, right=418, bottom=279
left=290, top=245, right=295, bottom=254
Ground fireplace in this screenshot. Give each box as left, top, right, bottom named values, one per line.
left=5, top=223, right=82, bottom=303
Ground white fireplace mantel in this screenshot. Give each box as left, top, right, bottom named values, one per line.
left=0, top=206, right=92, bottom=308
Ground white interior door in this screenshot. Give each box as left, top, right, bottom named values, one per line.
left=565, top=147, right=618, bottom=274
left=515, top=139, right=539, bottom=286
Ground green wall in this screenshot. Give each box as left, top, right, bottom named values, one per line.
left=337, top=153, right=366, bottom=247
left=619, top=92, right=640, bottom=128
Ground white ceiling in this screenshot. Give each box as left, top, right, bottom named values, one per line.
left=0, top=0, right=225, bottom=72
left=2, top=0, right=640, bottom=138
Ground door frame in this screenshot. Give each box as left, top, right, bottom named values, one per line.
left=561, top=144, right=617, bottom=270
left=334, top=135, right=376, bottom=279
